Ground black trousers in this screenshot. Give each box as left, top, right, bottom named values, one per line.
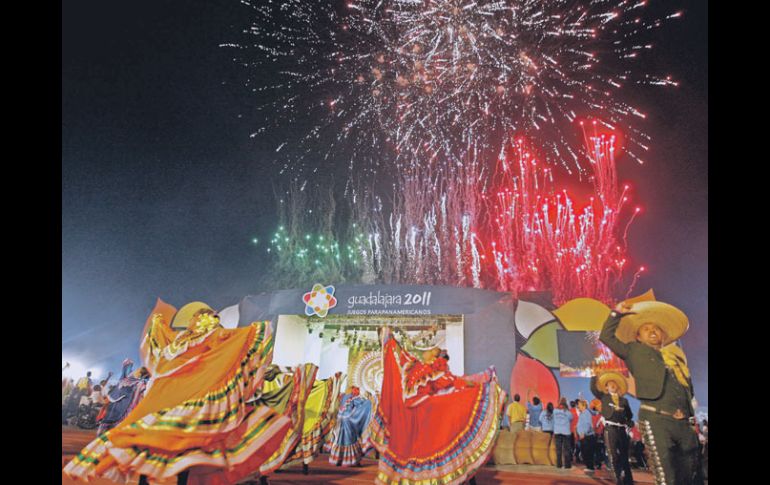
left=594, top=436, right=607, bottom=469
left=605, top=425, right=633, bottom=484
left=632, top=440, right=647, bottom=468
left=572, top=433, right=581, bottom=462
left=554, top=434, right=573, bottom=468
left=639, top=416, right=703, bottom=485
left=580, top=434, right=597, bottom=469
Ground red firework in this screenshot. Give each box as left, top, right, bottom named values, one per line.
left=487, top=121, right=642, bottom=305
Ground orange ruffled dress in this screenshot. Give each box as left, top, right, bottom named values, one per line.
left=63, top=299, right=292, bottom=485
left=369, top=329, right=507, bottom=485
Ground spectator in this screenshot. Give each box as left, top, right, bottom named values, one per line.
left=76, top=371, right=93, bottom=395
left=79, top=384, right=105, bottom=408
left=576, top=399, right=597, bottom=473
left=526, top=390, right=543, bottom=431
left=98, top=371, right=113, bottom=392
left=500, top=399, right=511, bottom=430
left=63, top=378, right=86, bottom=425
left=701, top=420, right=708, bottom=480
left=90, top=384, right=107, bottom=406
left=570, top=400, right=581, bottom=463
left=553, top=398, right=574, bottom=469
left=62, top=377, right=74, bottom=406
left=539, top=402, right=554, bottom=434
left=507, top=393, right=527, bottom=434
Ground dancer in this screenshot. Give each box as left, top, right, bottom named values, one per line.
left=96, top=359, right=150, bottom=434
left=64, top=299, right=293, bottom=485
left=370, top=327, right=506, bottom=485
left=601, top=300, right=703, bottom=485
left=251, top=362, right=318, bottom=480
left=327, top=385, right=375, bottom=467
left=591, top=371, right=634, bottom=485
left=284, top=371, right=345, bottom=470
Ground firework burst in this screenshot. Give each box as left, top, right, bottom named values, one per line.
left=347, top=124, right=642, bottom=304
left=228, top=0, right=680, bottom=182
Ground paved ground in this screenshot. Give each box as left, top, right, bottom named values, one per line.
left=63, top=426, right=657, bottom=484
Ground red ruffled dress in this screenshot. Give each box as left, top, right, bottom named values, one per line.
left=369, top=329, right=507, bottom=485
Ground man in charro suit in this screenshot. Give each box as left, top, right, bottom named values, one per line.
left=600, top=301, right=703, bottom=485
left=591, top=371, right=634, bottom=485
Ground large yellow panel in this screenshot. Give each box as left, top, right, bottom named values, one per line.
left=552, top=298, right=611, bottom=331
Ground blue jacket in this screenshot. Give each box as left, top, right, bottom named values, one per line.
left=553, top=408, right=573, bottom=435
left=577, top=409, right=596, bottom=436
left=527, top=402, right=543, bottom=427
left=539, top=410, right=554, bottom=432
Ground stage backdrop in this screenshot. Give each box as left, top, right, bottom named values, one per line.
left=235, top=285, right=517, bottom=395
left=224, top=287, right=704, bottom=420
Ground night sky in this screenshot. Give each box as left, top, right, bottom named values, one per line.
left=62, top=1, right=707, bottom=405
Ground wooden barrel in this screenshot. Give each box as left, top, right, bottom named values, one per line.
left=491, top=429, right=516, bottom=465
left=513, top=430, right=535, bottom=465
left=513, top=430, right=557, bottom=465
left=548, top=435, right=557, bottom=465
left=530, top=430, right=553, bottom=465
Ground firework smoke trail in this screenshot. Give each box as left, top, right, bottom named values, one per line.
left=229, top=0, right=681, bottom=184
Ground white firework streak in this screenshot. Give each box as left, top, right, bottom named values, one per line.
left=234, top=0, right=682, bottom=184
left=470, top=233, right=481, bottom=288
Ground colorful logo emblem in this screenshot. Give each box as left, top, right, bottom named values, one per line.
left=303, top=284, right=337, bottom=317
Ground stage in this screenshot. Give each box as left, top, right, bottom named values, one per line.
left=62, top=426, right=662, bottom=484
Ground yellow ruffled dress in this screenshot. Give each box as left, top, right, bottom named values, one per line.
left=63, top=299, right=292, bottom=485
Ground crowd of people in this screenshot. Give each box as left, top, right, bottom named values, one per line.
left=503, top=389, right=707, bottom=483
left=499, top=301, right=708, bottom=485
left=504, top=390, right=645, bottom=475
left=62, top=361, right=150, bottom=431
left=62, top=298, right=706, bottom=485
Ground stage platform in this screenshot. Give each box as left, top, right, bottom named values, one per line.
left=63, top=426, right=661, bottom=484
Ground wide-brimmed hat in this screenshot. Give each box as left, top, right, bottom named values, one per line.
left=171, top=301, right=214, bottom=329
left=616, top=301, right=688, bottom=346
left=597, top=371, right=628, bottom=396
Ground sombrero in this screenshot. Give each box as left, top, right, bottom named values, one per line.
left=616, top=301, right=688, bottom=346
left=597, top=371, right=628, bottom=396
left=171, top=301, right=214, bottom=329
